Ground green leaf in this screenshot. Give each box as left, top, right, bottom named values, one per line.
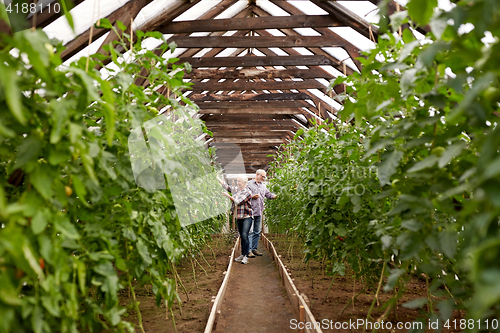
left=60, top=0, right=74, bottom=30
left=440, top=231, right=457, bottom=259
left=50, top=102, right=69, bottom=144
left=31, top=306, right=43, bottom=333
left=72, top=175, right=89, bottom=207
left=0, top=274, right=23, bottom=306
left=14, top=135, right=42, bottom=168
left=76, top=259, right=86, bottom=295
left=407, top=155, right=438, bottom=173
left=102, top=103, right=115, bottom=146
left=295, top=128, right=304, bottom=139
left=378, top=150, right=403, bottom=186
left=41, top=295, right=61, bottom=317
left=97, top=18, right=112, bottom=29
left=482, top=156, right=500, bottom=180
left=407, top=0, right=437, bottom=26
left=136, top=239, right=152, bottom=266
left=438, top=142, right=464, bottom=168
left=389, top=10, right=408, bottom=33
left=31, top=208, right=49, bottom=235
left=23, top=241, right=45, bottom=280
left=54, top=215, right=80, bottom=240
left=381, top=235, right=392, bottom=250
left=402, top=298, right=428, bottom=309
left=116, top=20, right=127, bottom=32
left=31, top=165, right=54, bottom=200
left=0, top=64, right=26, bottom=125
left=430, top=16, right=448, bottom=39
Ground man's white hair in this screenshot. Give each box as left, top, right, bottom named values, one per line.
left=256, top=169, right=266, bottom=176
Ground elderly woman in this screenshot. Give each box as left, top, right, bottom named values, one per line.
left=218, top=176, right=253, bottom=265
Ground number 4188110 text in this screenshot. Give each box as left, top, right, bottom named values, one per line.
left=6, top=2, right=61, bottom=15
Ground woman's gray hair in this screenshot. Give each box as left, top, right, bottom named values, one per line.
left=237, top=176, right=248, bottom=183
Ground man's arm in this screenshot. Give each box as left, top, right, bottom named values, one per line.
left=264, top=185, right=277, bottom=199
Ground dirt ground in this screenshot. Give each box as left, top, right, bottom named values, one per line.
left=266, top=234, right=462, bottom=333
left=120, top=234, right=236, bottom=333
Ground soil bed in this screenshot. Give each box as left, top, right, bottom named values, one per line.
left=266, top=234, right=462, bottom=333
left=119, top=233, right=235, bottom=332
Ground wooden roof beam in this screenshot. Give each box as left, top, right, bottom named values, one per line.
left=184, top=68, right=334, bottom=80
left=198, top=108, right=305, bottom=115
left=179, top=54, right=338, bottom=68
left=190, top=92, right=313, bottom=102
left=310, top=0, right=379, bottom=42
left=265, top=1, right=364, bottom=72
left=211, top=138, right=286, bottom=144
left=189, top=79, right=327, bottom=92
left=168, top=35, right=354, bottom=48
left=197, top=100, right=311, bottom=109
left=160, top=14, right=340, bottom=34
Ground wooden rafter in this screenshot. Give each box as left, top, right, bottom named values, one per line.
left=189, top=79, right=327, bottom=92
left=189, top=92, right=313, bottom=101
left=178, top=54, right=339, bottom=68
left=184, top=68, right=334, bottom=80
left=198, top=108, right=305, bottom=115
left=197, top=100, right=312, bottom=109
left=60, top=0, right=156, bottom=61
left=160, top=14, right=340, bottom=34
left=267, top=0, right=364, bottom=71
left=168, top=35, right=355, bottom=48
left=310, top=0, right=379, bottom=41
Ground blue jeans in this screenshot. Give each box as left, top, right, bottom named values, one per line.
left=237, top=217, right=252, bottom=256
left=248, top=215, right=262, bottom=251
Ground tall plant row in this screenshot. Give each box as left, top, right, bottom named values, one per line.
left=266, top=0, right=500, bottom=328
left=0, top=15, right=224, bottom=333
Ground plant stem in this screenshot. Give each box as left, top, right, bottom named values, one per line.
left=324, top=274, right=336, bottom=302
left=128, top=273, right=145, bottom=333
left=366, top=261, right=385, bottom=323
left=172, top=263, right=190, bottom=302
left=341, top=285, right=367, bottom=315
left=190, top=258, right=198, bottom=289
left=170, top=306, right=177, bottom=333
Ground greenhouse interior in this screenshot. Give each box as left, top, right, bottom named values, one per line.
left=1, top=0, right=500, bottom=332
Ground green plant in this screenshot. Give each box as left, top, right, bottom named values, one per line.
left=0, top=15, right=224, bottom=333
left=267, top=0, right=500, bottom=327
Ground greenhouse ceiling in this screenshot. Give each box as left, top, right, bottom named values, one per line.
left=6, top=0, right=408, bottom=172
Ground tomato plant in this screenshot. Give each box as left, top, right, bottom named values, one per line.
left=267, top=0, right=500, bottom=327
left=0, top=15, right=224, bottom=333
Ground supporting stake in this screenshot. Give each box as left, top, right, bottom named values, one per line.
left=299, top=305, right=305, bottom=333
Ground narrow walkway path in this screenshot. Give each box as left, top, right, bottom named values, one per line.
left=213, top=242, right=296, bottom=333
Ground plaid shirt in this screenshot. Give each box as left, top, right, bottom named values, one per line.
left=222, top=183, right=253, bottom=219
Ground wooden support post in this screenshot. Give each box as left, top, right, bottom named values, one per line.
left=299, top=305, right=305, bottom=333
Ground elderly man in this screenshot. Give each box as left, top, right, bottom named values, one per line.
left=247, top=169, right=276, bottom=257
left=218, top=176, right=253, bottom=265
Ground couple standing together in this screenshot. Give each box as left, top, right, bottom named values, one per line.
left=218, top=169, right=276, bottom=265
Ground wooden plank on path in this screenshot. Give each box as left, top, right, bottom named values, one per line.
left=261, top=234, right=323, bottom=333
left=204, top=236, right=239, bottom=333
